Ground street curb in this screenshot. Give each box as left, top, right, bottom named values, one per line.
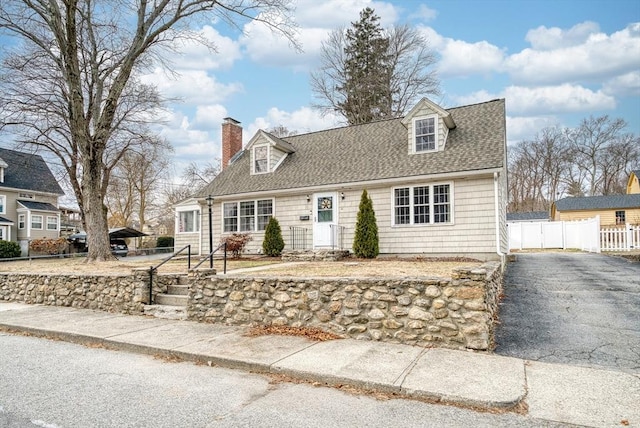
left=0, top=323, right=525, bottom=412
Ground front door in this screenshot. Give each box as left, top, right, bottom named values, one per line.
left=313, top=192, right=337, bottom=248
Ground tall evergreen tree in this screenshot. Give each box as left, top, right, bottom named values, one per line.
left=339, top=7, right=391, bottom=125
left=262, top=217, right=285, bottom=257
left=353, top=190, right=379, bottom=258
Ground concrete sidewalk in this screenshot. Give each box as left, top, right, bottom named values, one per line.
left=0, top=302, right=637, bottom=427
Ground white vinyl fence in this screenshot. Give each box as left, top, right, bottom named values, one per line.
left=508, top=216, right=601, bottom=253
left=600, top=224, right=640, bottom=251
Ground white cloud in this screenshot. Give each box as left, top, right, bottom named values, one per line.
left=140, top=68, right=243, bottom=105
left=193, top=104, right=228, bottom=130
left=454, top=84, right=616, bottom=116
left=506, top=22, right=640, bottom=85
left=419, top=26, right=505, bottom=78
left=167, top=26, right=241, bottom=71
left=246, top=106, right=341, bottom=138
left=525, top=21, right=600, bottom=50
left=602, top=71, right=640, bottom=96
left=506, top=115, right=561, bottom=144
left=294, top=0, right=398, bottom=28
left=408, top=5, right=437, bottom=22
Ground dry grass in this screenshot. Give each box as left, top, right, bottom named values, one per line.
left=0, top=256, right=280, bottom=275
left=235, top=259, right=482, bottom=278
left=0, top=255, right=482, bottom=278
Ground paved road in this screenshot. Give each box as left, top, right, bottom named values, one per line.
left=0, top=333, right=571, bottom=428
left=495, top=252, right=640, bottom=373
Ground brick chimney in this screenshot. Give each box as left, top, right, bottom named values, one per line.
left=221, top=117, right=242, bottom=170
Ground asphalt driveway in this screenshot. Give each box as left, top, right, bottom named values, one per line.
left=494, top=252, right=640, bottom=374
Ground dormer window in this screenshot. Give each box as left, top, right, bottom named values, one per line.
left=414, top=116, right=437, bottom=152
left=254, top=145, right=268, bottom=173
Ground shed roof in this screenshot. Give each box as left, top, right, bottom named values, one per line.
left=554, top=194, right=640, bottom=211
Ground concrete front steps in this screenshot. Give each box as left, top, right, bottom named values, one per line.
left=144, top=276, right=190, bottom=320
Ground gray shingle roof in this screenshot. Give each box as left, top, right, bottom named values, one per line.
left=555, top=194, right=640, bottom=211
left=506, top=211, right=549, bottom=221
left=200, top=99, right=506, bottom=198
left=0, top=148, right=64, bottom=195
left=17, top=201, right=59, bottom=212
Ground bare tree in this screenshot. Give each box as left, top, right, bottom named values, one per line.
left=267, top=124, right=297, bottom=138
left=0, top=0, right=296, bottom=261
left=311, top=9, right=439, bottom=124
left=106, top=137, right=172, bottom=230
left=181, top=160, right=220, bottom=193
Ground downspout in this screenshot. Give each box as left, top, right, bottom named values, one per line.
left=494, top=172, right=504, bottom=259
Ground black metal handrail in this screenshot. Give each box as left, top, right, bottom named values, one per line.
left=148, top=244, right=191, bottom=305
left=191, top=242, right=227, bottom=273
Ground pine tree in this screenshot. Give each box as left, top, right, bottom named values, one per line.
left=262, top=217, right=285, bottom=257
left=339, top=7, right=392, bottom=125
left=353, top=190, right=379, bottom=258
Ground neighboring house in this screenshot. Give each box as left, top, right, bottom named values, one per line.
left=551, top=169, right=640, bottom=226
left=506, top=211, right=549, bottom=222
left=627, top=169, right=640, bottom=194
left=0, top=147, right=65, bottom=255
left=174, top=98, right=508, bottom=261
left=551, top=194, right=640, bottom=226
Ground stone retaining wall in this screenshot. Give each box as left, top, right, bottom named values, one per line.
left=188, top=262, right=503, bottom=350
left=0, top=270, right=181, bottom=314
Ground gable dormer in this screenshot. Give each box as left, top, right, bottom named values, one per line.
left=248, top=130, right=295, bottom=175
left=0, top=156, right=7, bottom=183
left=401, top=98, right=456, bottom=155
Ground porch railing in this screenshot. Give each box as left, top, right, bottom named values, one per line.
left=330, top=224, right=346, bottom=250
left=148, top=244, right=191, bottom=304
left=290, top=226, right=310, bottom=250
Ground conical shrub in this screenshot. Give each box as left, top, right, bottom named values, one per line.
left=262, top=216, right=285, bottom=257
left=353, top=189, right=379, bottom=258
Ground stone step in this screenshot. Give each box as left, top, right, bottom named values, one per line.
left=177, top=276, right=190, bottom=286
left=143, top=304, right=187, bottom=320
left=167, top=284, right=189, bottom=295
left=154, top=294, right=188, bottom=307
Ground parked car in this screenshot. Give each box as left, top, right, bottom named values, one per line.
left=110, top=239, right=128, bottom=257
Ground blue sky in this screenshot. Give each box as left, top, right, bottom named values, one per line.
left=2, top=0, right=639, bottom=185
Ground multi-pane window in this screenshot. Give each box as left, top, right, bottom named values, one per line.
left=46, top=216, right=58, bottom=231
left=254, top=146, right=268, bottom=173
left=18, top=214, right=25, bottom=229
left=31, top=215, right=43, bottom=230
left=415, top=117, right=436, bottom=152
left=615, top=210, right=626, bottom=225
left=0, top=195, right=5, bottom=214
left=394, top=188, right=410, bottom=225
left=223, top=203, right=238, bottom=232
left=224, top=200, right=273, bottom=232
left=393, top=184, right=451, bottom=225
left=240, top=201, right=255, bottom=231
left=178, top=210, right=199, bottom=233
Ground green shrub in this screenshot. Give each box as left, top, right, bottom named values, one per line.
left=352, top=189, right=379, bottom=258
left=0, top=241, right=21, bottom=258
left=156, top=236, right=174, bottom=248
left=262, top=217, right=285, bottom=257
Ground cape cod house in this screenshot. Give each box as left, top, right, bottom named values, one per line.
left=0, top=147, right=65, bottom=255
left=174, top=98, right=508, bottom=261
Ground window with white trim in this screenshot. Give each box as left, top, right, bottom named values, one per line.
left=46, top=216, right=59, bottom=231
left=393, top=184, right=451, bottom=225
left=253, top=145, right=268, bottom=173
left=31, top=214, right=43, bottom=230
left=0, top=195, right=5, bottom=214
left=224, top=199, right=273, bottom=232
left=414, top=116, right=437, bottom=152
left=178, top=210, right=199, bottom=233
left=18, top=214, right=25, bottom=229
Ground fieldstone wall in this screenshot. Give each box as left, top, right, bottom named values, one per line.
left=187, top=262, right=503, bottom=351
left=0, top=270, right=182, bottom=314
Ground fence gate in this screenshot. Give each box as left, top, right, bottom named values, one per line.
left=508, top=216, right=601, bottom=253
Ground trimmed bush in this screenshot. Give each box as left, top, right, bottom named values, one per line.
left=262, top=217, right=285, bottom=257
left=0, top=241, right=21, bottom=258
left=220, top=233, right=252, bottom=258
left=352, top=189, right=379, bottom=258
left=156, top=236, right=174, bottom=248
